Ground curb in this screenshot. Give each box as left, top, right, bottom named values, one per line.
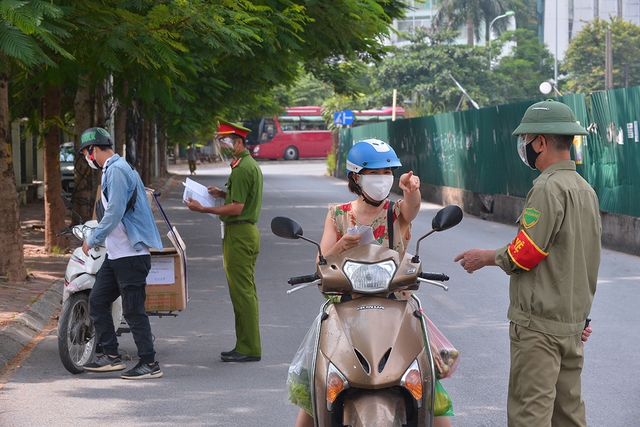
left=0, top=279, right=63, bottom=371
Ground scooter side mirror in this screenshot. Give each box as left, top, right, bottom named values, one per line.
left=60, top=193, right=84, bottom=224
left=412, top=205, right=464, bottom=263
left=431, top=204, right=463, bottom=231
left=59, top=193, right=74, bottom=210
left=271, top=216, right=303, bottom=239
left=271, top=216, right=328, bottom=265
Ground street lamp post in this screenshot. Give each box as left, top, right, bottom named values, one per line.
left=488, top=11, right=515, bottom=75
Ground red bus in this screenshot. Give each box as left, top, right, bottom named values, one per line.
left=244, top=106, right=404, bottom=160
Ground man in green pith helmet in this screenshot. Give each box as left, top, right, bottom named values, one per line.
left=184, top=118, right=263, bottom=362
left=454, top=100, right=601, bottom=427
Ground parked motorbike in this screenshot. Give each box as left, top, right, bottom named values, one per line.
left=56, top=191, right=187, bottom=374
left=271, top=204, right=463, bottom=427
left=56, top=195, right=121, bottom=374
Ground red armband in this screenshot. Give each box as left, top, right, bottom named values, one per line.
left=507, top=229, right=548, bottom=271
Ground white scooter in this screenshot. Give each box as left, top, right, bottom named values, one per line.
left=56, top=196, right=122, bottom=374
left=56, top=192, right=187, bottom=374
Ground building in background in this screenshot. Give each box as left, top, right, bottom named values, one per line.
left=540, top=0, right=640, bottom=62
left=390, top=0, right=640, bottom=62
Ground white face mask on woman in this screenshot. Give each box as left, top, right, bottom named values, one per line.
left=359, top=174, right=394, bottom=201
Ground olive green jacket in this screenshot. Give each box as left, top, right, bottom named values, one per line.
left=495, top=161, right=601, bottom=336
left=220, top=150, right=263, bottom=224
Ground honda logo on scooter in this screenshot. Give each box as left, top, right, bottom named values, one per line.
left=357, top=305, right=385, bottom=311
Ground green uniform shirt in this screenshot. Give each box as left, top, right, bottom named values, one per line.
left=220, top=150, right=263, bottom=224
left=495, top=160, right=601, bottom=336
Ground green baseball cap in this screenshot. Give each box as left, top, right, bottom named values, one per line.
left=512, top=99, right=588, bottom=136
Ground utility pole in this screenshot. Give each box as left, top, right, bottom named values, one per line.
left=605, top=30, right=613, bottom=90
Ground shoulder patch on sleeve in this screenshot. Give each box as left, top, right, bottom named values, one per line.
left=522, top=207, right=541, bottom=229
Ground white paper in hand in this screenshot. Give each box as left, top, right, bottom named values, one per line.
left=183, top=178, right=223, bottom=218
left=346, top=225, right=378, bottom=245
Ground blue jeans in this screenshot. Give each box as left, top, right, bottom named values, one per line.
left=89, top=255, right=156, bottom=364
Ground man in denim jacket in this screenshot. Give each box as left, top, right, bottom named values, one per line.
left=78, top=127, right=164, bottom=380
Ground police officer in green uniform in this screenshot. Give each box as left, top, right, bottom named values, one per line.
left=454, top=100, right=601, bottom=427
left=184, top=118, right=263, bottom=362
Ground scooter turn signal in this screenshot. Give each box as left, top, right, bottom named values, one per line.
left=401, top=359, right=423, bottom=402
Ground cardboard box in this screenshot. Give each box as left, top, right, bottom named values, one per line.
left=145, top=227, right=188, bottom=312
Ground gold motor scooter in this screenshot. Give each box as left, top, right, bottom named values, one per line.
left=272, top=205, right=463, bottom=427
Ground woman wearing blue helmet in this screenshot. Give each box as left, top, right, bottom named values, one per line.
left=294, top=139, right=455, bottom=427
left=319, top=138, right=421, bottom=257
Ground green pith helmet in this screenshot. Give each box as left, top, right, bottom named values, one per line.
left=512, top=99, right=588, bottom=136
left=78, top=127, right=113, bottom=154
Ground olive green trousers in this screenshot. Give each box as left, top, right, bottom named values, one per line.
left=222, top=223, right=261, bottom=357
left=508, top=322, right=586, bottom=427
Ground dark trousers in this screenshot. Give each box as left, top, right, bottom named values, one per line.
left=89, top=255, right=156, bottom=364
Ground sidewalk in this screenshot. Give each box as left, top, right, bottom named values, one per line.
left=0, top=173, right=180, bottom=375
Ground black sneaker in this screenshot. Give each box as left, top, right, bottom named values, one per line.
left=121, top=361, right=163, bottom=380
left=83, top=354, right=126, bottom=372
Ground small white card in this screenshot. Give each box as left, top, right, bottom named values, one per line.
left=346, top=225, right=378, bottom=245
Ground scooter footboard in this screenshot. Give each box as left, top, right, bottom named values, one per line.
left=343, top=389, right=406, bottom=427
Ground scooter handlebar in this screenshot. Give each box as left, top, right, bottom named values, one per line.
left=419, top=272, right=450, bottom=282
left=288, top=273, right=320, bottom=286
left=56, top=228, right=72, bottom=237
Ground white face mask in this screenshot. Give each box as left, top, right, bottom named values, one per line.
left=85, top=155, right=100, bottom=170
left=215, top=137, right=236, bottom=166
left=359, top=174, right=394, bottom=201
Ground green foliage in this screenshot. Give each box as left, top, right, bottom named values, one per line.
left=403, top=94, right=445, bottom=118
left=5, top=0, right=410, bottom=146
left=489, top=28, right=555, bottom=103
left=563, top=16, right=640, bottom=93
left=368, top=27, right=556, bottom=112
left=0, top=0, right=73, bottom=72
left=273, top=72, right=334, bottom=107
left=326, top=152, right=336, bottom=176
left=370, top=28, right=491, bottom=111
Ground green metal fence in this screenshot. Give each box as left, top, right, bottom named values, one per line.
left=338, top=89, right=640, bottom=218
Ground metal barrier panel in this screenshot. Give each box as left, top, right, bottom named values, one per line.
left=588, top=88, right=640, bottom=216
left=338, top=89, right=640, bottom=218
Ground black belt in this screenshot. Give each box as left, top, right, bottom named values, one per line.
left=223, top=221, right=252, bottom=225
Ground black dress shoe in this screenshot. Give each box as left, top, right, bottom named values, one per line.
left=220, top=349, right=236, bottom=357
left=220, top=351, right=261, bottom=362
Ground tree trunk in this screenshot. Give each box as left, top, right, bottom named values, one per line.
left=139, top=118, right=151, bottom=184
left=73, top=75, right=97, bottom=222
left=0, top=71, right=27, bottom=281
left=156, top=115, right=167, bottom=179
left=467, top=18, right=474, bottom=46
left=114, top=80, right=129, bottom=157
left=43, top=85, right=69, bottom=251
left=115, top=103, right=126, bottom=157
left=125, top=98, right=139, bottom=168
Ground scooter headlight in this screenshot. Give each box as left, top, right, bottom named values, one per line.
left=343, top=260, right=396, bottom=293
left=326, top=363, right=349, bottom=411
left=400, top=359, right=423, bottom=406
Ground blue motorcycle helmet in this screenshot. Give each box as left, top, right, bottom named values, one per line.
left=346, top=139, right=402, bottom=205
left=346, top=139, right=402, bottom=173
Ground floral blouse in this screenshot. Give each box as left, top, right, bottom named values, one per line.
left=329, top=199, right=411, bottom=254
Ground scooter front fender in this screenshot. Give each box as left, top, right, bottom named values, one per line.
left=343, top=389, right=407, bottom=427
left=63, top=274, right=95, bottom=302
